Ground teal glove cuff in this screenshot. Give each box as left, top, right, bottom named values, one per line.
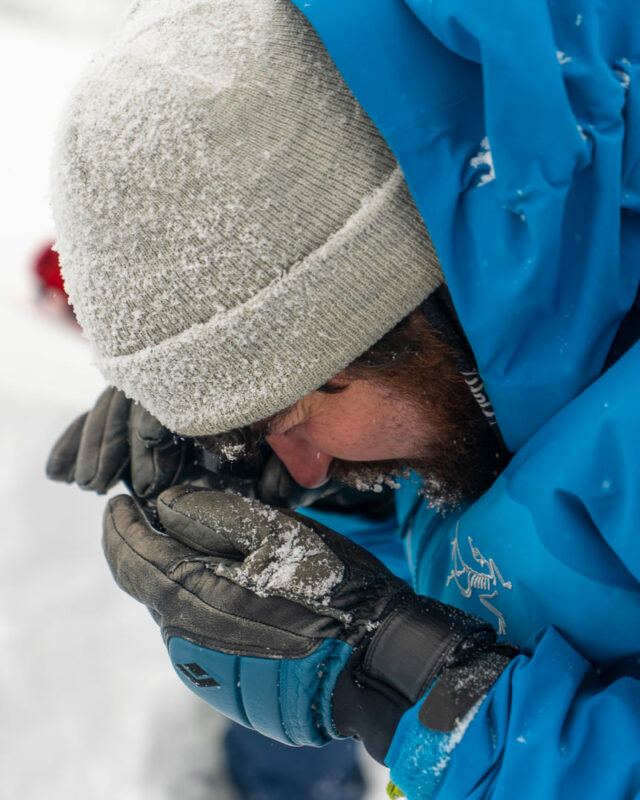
left=168, top=636, right=353, bottom=746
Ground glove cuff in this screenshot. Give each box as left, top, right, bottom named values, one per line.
left=417, top=644, right=515, bottom=732
left=332, top=593, right=516, bottom=762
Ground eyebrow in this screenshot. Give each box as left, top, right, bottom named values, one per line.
left=248, top=379, right=349, bottom=438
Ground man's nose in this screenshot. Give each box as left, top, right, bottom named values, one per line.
left=265, top=432, right=333, bottom=489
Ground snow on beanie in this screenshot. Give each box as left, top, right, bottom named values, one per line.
left=51, top=0, right=443, bottom=435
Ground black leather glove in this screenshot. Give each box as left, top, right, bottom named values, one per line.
left=103, top=485, right=515, bottom=762
left=47, top=387, right=395, bottom=517
left=46, top=386, right=188, bottom=498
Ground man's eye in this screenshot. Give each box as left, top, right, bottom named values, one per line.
left=317, top=380, right=348, bottom=395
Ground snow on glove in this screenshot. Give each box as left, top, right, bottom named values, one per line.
left=46, top=386, right=187, bottom=497
left=103, top=485, right=514, bottom=762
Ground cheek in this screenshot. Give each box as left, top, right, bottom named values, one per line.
left=304, top=412, right=389, bottom=461
left=311, top=400, right=430, bottom=462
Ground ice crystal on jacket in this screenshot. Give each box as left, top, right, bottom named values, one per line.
left=470, top=138, right=495, bottom=186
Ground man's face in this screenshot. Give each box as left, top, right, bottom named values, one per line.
left=249, top=311, right=507, bottom=508
left=264, top=376, right=434, bottom=489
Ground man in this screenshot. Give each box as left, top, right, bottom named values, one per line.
left=47, top=0, right=640, bottom=798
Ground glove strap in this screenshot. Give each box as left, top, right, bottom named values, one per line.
left=418, top=643, right=516, bottom=733
left=333, top=593, right=515, bottom=762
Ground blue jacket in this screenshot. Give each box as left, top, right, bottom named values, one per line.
left=293, top=0, right=640, bottom=797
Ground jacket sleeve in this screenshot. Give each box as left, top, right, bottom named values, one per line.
left=386, top=628, right=640, bottom=800
left=293, top=0, right=640, bottom=451
left=385, top=339, right=640, bottom=799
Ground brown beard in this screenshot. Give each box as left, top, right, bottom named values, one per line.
left=328, top=311, right=509, bottom=510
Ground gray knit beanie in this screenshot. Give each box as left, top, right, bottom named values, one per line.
left=51, top=0, right=443, bottom=435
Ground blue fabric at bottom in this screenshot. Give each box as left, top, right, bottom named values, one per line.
left=385, top=686, right=463, bottom=800
left=225, top=724, right=365, bottom=800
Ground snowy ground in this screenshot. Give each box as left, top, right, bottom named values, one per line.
left=0, top=8, right=388, bottom=800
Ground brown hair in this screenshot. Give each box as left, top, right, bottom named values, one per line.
left=327, top=309, right=508, bottom=505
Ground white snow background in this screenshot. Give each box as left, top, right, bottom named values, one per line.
left=0, top=4, right=388, bottom=798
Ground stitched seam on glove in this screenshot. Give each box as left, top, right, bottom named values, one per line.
left=280, top=659, right=301, bottom=743
left=276, top=660, right=295, bottom=742
left=95, top=388, right=121, bottom=487
left=310, top=646, right=337, bottom=737
left=235, top=658, right=252, bottom=730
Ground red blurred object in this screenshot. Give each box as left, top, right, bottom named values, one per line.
left=33, top=242, right=68, bottom=298
left=32, top=242, right=79, bottom=326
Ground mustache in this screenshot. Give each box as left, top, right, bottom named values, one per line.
left=328, top=458, right=406, bottom=491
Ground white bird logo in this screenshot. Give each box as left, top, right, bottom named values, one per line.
left=446, top=523, right=513, bottom=635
